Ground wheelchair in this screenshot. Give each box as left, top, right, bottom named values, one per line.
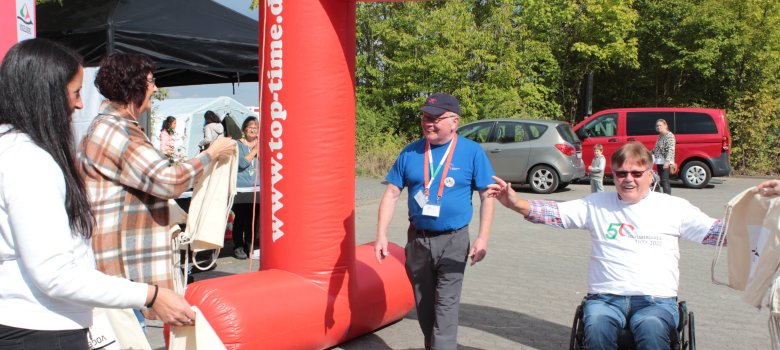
left=569, top=298, right=695, bottom=350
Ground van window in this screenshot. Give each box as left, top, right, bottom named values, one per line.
left=582, top=113, right=617, bottom=137
left=675, top=112, right=717, bottom=134
left=626, top=112, right=673, bottom=136
left=458, top=122, right=494, bottom=143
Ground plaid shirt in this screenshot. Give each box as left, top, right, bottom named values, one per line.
left=79, top=102, right=211, bottom=289
left=526, top=199, right=723, bottom=244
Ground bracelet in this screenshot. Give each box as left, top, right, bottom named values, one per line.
left=146, top=285, right=159, bottom=308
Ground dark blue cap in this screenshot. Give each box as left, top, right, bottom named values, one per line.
left=420, top=93, right=461, bottom=116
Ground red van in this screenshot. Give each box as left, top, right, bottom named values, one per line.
left=573, top=108, right=732, bottom=188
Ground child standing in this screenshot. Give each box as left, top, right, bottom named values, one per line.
left=589, top=144, right=606, bottom=193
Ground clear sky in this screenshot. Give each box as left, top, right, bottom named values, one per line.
left=166, top=1, right=260, bottom=107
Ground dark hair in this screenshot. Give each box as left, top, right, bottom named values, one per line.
left=0, top=38, right=94, bottom=238
left=222, top=115, right=243, bottom=140
left=241, top=116, right=258, bottom=132
left=161, top=116, right=176, bottom=134
left=94, top=53, right=154, bottom=108
left=611, top=142, right=652, bottom=170
left=204, top=110, right=220, bottom=124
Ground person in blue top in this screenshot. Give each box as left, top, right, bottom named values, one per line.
left=374, top=93, right=495, bottom=350
left=232, top=117, right=259, bottom=259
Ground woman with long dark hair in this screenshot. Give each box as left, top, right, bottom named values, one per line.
left=198, top=110, right=224, bottom=150
left=0, top=39, right=195, bottom=349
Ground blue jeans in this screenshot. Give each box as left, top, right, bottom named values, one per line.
left=583, top=294, right=678, bottom=350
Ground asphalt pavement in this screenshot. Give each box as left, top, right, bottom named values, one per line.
left=148, top=176, right=774, bottom=350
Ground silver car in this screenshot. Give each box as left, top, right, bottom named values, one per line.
left=458, top=119, right=586, bottom=194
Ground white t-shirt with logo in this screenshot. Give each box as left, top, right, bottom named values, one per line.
left=558, top=191, right=716, bottom=297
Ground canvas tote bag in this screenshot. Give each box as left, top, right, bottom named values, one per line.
left=183, top=148, right=237, bottom=252
left=711, top=186, right=780, bottom=306
left=168, top=306, right=226, bottom=350
left=89, top=307, right=151, bottom=350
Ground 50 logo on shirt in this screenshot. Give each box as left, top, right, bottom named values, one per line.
left=604, top=223, right=636, bottom=240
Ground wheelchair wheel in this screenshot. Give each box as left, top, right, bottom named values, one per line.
left=569, top=304, right=585, bottom=350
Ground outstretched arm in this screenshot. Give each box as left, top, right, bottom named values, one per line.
left=701, top=219, right=725, bottom=245
left=485, top=176, right=531, bottom=217
left=486, top=176, right=564, bottom=228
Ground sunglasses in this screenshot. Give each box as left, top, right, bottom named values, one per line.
left=614, top=169, right=649, bottom=178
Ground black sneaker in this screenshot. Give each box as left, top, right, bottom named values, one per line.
left=233, top=247, right=248, bottom=260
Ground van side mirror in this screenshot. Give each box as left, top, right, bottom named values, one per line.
left=577, top=129, right=589, bottom=140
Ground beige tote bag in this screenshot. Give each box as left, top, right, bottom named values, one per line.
left=168, top=306, right=226, bottom=350
left=712, top=186, right=780, bottom=307
left=89, top=307, right=151, bottom=350
left=184, top=148, right=237, bottom=251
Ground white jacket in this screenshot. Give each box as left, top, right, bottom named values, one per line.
left=0, top=127, right=147, bottom=330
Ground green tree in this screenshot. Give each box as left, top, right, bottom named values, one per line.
left=517, top=0, right=639, bottom=123
left=595, top=0, right=780, bottom=174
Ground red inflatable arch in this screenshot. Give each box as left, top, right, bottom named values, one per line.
left=183, top=1, right=416, bottom=349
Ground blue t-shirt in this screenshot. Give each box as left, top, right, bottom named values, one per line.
left=385, top=136, right=495, bottom=231
left=236, top=140, right=257, bottom=187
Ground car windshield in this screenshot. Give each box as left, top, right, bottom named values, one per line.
left=556, top=124, right=580, bottom=144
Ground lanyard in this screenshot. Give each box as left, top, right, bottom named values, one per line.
left=423, top=135, right=457, bottom=200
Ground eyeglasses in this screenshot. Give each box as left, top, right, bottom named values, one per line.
left=147, top=77, right=156, bottom=85
left=420, top=115, right=454, bottom=124
left=614, top=169, right=650, bottom=178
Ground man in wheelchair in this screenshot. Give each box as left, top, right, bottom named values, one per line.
left=486, top=143, right=723, bottom=349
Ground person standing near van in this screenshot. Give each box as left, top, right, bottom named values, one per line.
left=589, top=144, right=606, bottom=193
left=652, top=119, right=676, bottom=195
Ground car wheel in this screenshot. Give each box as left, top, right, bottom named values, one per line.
left=681, top=161, right=711, bottom=189
left=529, top=165, right=559, bottom=194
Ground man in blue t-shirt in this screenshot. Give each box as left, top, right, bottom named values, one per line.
left=374, top=93, right=495, bottom=350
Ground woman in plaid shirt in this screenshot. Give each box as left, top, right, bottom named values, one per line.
left=78, top=53, right=235, bottom=324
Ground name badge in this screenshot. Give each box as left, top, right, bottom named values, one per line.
left=422, top=203, right=441, bottom=217
left=414, top=190, right=426, bottom=208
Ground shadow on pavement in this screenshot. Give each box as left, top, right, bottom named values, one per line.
left=338, top=302, right=570, bottom=349
left=458, top=303, right=571, bottom=350
left=337, top=331, right=485, bottom=350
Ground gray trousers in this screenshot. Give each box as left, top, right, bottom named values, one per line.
left=590, top=178, right=604, bottom=193
left=405, top=225, right=470, bottom=350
